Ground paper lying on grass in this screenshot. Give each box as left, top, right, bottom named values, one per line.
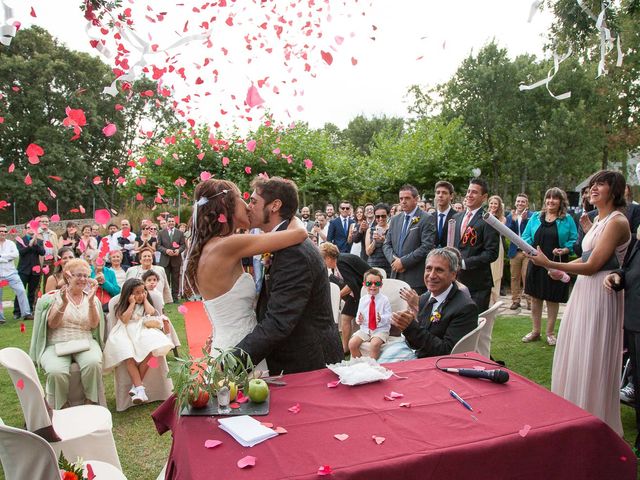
left=218, top=415, right=278, bottom=447
left=326, top=357, right=394, bottom=385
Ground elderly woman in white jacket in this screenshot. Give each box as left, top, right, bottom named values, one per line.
left=124, top=247, right=172, bottom=303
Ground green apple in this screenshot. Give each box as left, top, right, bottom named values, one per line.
left=247, top=379, right=269, bottom=403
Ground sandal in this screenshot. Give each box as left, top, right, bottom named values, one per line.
left=547, top=335, right=557, bottom=346
left=521, top=332, right=540, bottom=343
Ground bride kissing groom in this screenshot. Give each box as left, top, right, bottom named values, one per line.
left=182, top=176, right=343, bottom=374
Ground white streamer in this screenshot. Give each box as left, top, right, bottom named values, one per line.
left=527, top=0, right=544, bottom=23
left=519, top=48, right=572, bottom=101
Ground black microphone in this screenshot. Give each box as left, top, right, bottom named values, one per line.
left=443, top=368, right=509, bottom=384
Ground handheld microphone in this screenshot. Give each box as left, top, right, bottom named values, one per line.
left=443, top=368, right=509, bottom=384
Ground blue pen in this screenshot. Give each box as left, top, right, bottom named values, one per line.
left=449, top=389, right=473, bottom=411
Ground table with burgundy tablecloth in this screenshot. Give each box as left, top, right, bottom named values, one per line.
left=152, top=355, right=636, bottom=480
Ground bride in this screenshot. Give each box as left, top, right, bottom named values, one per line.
left=181, top=179, right=307, bottom=370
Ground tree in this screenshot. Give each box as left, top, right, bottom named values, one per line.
left=0, top=26, right=178, bottom=223
left=342, top=115, right=405, bottom=156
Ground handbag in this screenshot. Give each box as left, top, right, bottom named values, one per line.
left=54, top=338, right=91, bottom=356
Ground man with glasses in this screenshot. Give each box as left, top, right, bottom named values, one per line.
left=14, top=222, right=45, bottom=319
left=383, top=184, right=436, bottom=295
left=328, top=201, right=355, bottom=253
left=38, top=216, right=58, bottom=288
left=0, top=224, right=33, bottom=323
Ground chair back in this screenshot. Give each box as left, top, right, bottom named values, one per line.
left=329, top=282, right=341, bottom=324
left=0, top=348, right=52, bottom=433
left=451, top=318, right=486, bottom=355
left=476, top=301, right=503, bottom=358
left=0, top=422, right=60, bottom=480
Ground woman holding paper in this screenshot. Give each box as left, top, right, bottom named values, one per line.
left=521, top=188, right=577, bottom=346
left=527, top=171, right=630, bottom=435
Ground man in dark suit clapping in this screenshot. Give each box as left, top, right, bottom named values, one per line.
left=327, top=201, right=355, bottom=253
left=157, top=217, right=185, bottom=302
left=453, top=178, right=499, bottom=313
left=390, top=248, right=478, bottom=358
left=383, top=184, right=436, bottom=295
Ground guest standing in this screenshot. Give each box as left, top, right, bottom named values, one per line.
left=505, top=194, right=531, bottom=310
left=365, top=203, right=392, bottom=277
left=157, top=218, right=185, bottom=302
left=15, top=223, right=45, bottom=318
left=434, top=181, right=456, bottom=248
left=487, top=195, right=506, bottom=306
left=521, top=188, right=577, bottom=346
left=327, top=201, right=355, bottom=253
left=528, top=170, right=630, bottom=435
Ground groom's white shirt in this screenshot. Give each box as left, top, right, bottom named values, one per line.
left=271, top=220, right=287, bottom=232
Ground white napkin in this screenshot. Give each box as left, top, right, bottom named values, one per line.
left=326, top=357, right=394, bottom=385
left=218, top=415, right=277, bottom=447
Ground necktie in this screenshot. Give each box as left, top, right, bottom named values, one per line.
left=460, top=210, right=473, bottom=237
left=438, top=213, right=445, bottom=239
left=343, top=218, right=348, bottom=235
left=368, top=295, right=377, bottom=331
left=399, top=214, right=411, bottom=255
left=426, top=296, right=437, bottom=322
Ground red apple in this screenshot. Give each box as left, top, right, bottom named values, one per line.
left=189, top=387, right=210, bottom=409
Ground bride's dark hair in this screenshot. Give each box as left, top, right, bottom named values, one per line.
left=183, top=179, right=239, bottom=296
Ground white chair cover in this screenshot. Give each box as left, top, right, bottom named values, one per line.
left=0, top=421, right=126, bottom=480
left=329, top=282, right=341, bottom=324
left=64, top=362, right=108, bottom=408
left=0, top=347, right=122, bottom=470
left=476, top=301, right=503, bottom=358
left=451, top=318, right=487, bottom=355
left=106, top=295, right=174, bottom=412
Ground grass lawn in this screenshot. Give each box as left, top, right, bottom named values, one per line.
left=0, top=307, right=637, bottom=479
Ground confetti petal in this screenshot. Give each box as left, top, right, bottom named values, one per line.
left=288, top=403, right=301, bottom=414
left=317, top=465, right=332, bottom=476
left=321, top=50, right=333, bottom=65
left=16, top=379, right=24, bottom=390
left=399, top=402, right=412, bottom=408
left=102, top=123, right=117, bottom=137
left=246, top=84, right=265, bottom=108
left=20, top=323, right=25, bottom=333
left=334, top=433, right=349, bottom=441
left=230, top=402, right=241, bottom=409
left=94, top=209, right=111, bottom=225
left=274, top=426, right=287, bottom=434
left=246, top=140, right=257, bottom=152
left=86, top=463, right=95, bottom=480
left=389, top=391, right=404, bottom=399
left=260, top=422, right=273, bottom=428
left=372, top=435, right=385, bottom=445
left=236, top=391, right=249, bottom=403
left=326, top=380, right=340, bottom=388
left=177, top=305, right=188, bottom=314
left=217, top=214, right=227, bottom=223
left=237, top=455, right=256, bottom=469
left=518, top=425, right=531, bottom=438
left=147, top=357, right=159, bottom=369
left=200, top=171, right=212, bottom=181
left=204, top=439, right=222, bottom=449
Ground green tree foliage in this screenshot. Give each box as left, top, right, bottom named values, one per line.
left=342, top=115, right=405, bottom=156
left=0, top=26, right=178, bottom=223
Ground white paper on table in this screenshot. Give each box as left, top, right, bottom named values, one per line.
left=218, top=415, right=278, bottom=447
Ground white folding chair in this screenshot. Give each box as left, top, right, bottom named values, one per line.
left=476, top=301, right=503, bottom=358
left=329, top=282, right=341, bottom=324
left=359, top=279, right=411, bottom=358
left=0, top=420, right=126, bottom=480
left=0, top=347, right=121, bottom=469
left=106, top=296, right=174, bottom=412
left=451, top=318, right=486, bottom=355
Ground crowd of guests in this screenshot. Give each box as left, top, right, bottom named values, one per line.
left=1, top=169, right=639, bottom=450
left=0, top=215, right=186, bottom=407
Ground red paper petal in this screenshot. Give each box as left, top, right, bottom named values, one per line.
left=321, top=50, right=333, bottom=65
left=288, top=403, right=300, bottom=413
left=245, top=84, right=265, bottom=108
left=102, top=123, right=117, bottom=137
left=372, top=435, right=385, bottom=445
left=16, top=379, right=24, bottom=390
left=317, top=465, right=332, bottom=476
left=230, top=402, right=241, bottom=409
left=237, top=455, right=256, bottom=469
left=147, top=357, right=159, bottom=369
left=327, top=380, right=340, bottom=388
left=200, top=171, right=212, bottom=181
left=334, top=433, right=349, bottom=441
left=217, top=214, right=227, bottom=223
left=204, top=439, right=222, bottom=448
left=518, top=425, right=531, bottom=437
left=274, top=426, right=287, bottom=434
left=37, top=201, right=48, bottom=212
left=94, top=209, right=111, bottom=225
left=24, top=174, right=32, bottom=185
left=86, top=463, right=96, bottom=480
left=20, top=323, right=25, bottom=333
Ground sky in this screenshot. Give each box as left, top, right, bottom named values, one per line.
left=12, top=0, right=553, bottom=130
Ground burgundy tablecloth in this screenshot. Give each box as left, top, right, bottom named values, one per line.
left=152, top=355, right=636, bottom=479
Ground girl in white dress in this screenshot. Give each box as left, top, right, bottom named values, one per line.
left=182, top=179, right=308, bottom=367
left=103, top=278, right=174, bottom=404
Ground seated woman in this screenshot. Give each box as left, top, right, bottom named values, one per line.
left=44, top=247, right=75, bottom=293
left=108, top=249, right=127, bottom=287
left=103, top=279, right=174, bottom=404
left=30, top=258, right=105, bottom=409
left=125, top=247, right=172, bottom=303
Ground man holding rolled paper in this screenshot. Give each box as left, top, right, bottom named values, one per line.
left=452, top=178, right=499, bottom=313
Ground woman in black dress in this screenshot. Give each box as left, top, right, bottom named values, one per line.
left=521, top=188, right=578, bottom=346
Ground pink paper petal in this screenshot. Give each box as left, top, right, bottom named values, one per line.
left=303, top=159, right=313, bottom=169
left=389, top=391, right=404, bottom=399
left=518, top=424, right=531, bottom=438
left=288, top=403, right=301, bottom=414
left=383, top=395, right=395, bottom=401
left=200, top=171, right=212, bottom=181
left=260, top=422, right=273, bottom=428
left=16, top=379, right=24, bottom=390
left=246, top=84, right=265, bottom=108
left=86, top=463, right=95, bottom=480
left=230, top=402, right=241, bottom=409
left=147, top=357, right=159, bottom=369
left=274, top=426, right=287, bottom=434
left=321, top=50, right=333, bottom=65
left=372, top=435, right=385, bottom=445
left=326, top=380, right=340, bottom=388
left=246, top=139, right=257, bottom=152
left=236, top=391, right=249, bottom=403
left=204, top=439, right=222, bottom=449
left=317, top=465, right=332, bottom=476
left=334, top=433, right=349, bottom=441
left=237, top=455, right=256, bottom=469
left=102, top=123, right=117, bottom=137
left=399, top=402, right=412, bottom=408
left=177, top=305, right=188, bottom=314
left=94, top=209, right=111, bottom=225
left=50, top=214, right=60, bottom=222
left=217, top=214, right=227, bottom=223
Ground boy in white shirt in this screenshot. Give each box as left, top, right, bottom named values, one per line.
left=349, top=269, right=391, bottom=360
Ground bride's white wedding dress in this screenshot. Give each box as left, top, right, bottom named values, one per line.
left=202, top=273, right=268, bottom=371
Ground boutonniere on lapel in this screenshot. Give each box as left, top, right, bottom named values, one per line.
left=430, top=310, right=442, bottom=323
left=461, top=227, right=477, bottom=246
left=411, top=217, right=420, bottom=226
left=261, top=252, right=273, bottom=267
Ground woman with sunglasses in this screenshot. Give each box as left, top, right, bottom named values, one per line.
left=365, top=203, right=392, bottom=277
left=30, top=258, right=104, bottom=409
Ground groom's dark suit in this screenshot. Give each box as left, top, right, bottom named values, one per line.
left=235, top=221, right=343, bottom=374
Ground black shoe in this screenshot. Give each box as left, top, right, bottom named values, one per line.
left=22, top=314, right=34, bottom=320
left=509, top=303, right=521, bottom=310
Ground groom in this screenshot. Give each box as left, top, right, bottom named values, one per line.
left=234, top=176, right=343, bottom=374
